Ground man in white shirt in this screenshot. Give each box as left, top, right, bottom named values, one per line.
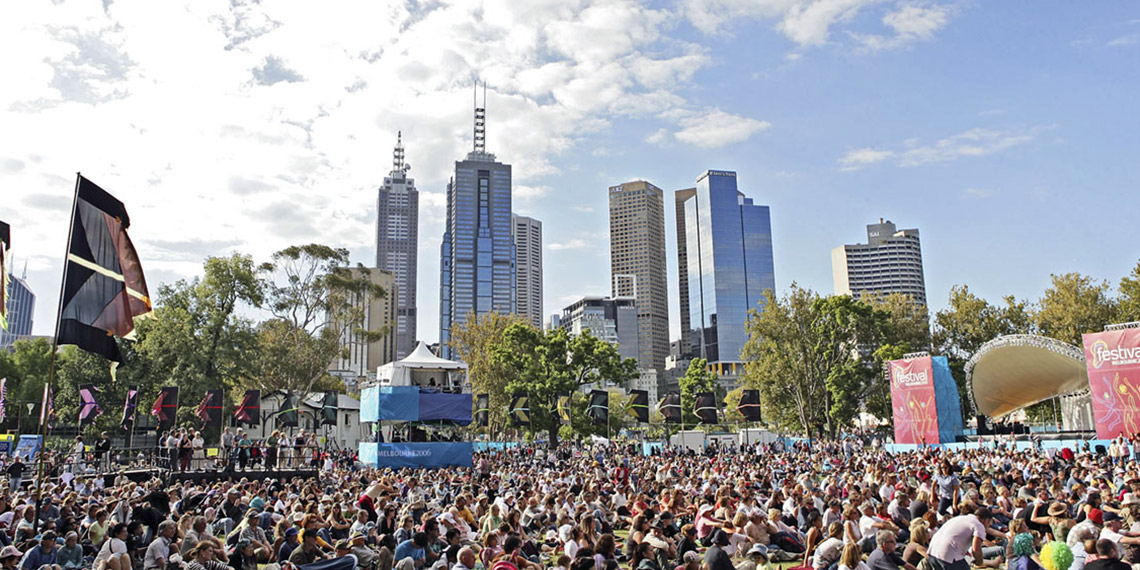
left=927, top=508, right=997, bottom=570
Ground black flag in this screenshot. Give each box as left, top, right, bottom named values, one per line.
left=56, top=175, right=152, bottom=366
left=509, top=393, right=530, bottom=427
left=277, top=393, right=300, bottom=427
left=320, top=391, right=338, bottom=427
left=197, top=389, right=224, bottom=427
left=234, top=390, right=261, bottom=426
left=475, top=394, right=489, bottom=427
left=0, top=220, right=9, bottom=331
left=659, top=392, right=682, bottom=424
left=151, top=386, right=178, bottom=430
left=121, top=386, right=138, bottom=430
left=695, top=392, right=718, bottom=425
left=588, top=390, right=609, bottom=426
left=738, top=389, right=762, bottom=422
left=556, top=394, right=571, bottom=425
left=628, top=390, right=649, bottom=423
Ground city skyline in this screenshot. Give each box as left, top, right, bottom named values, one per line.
left=3, top=3, right=1139, bottom=348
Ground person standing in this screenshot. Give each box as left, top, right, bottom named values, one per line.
left=927, top=507, right=998, bottom=570
left=95, top=432, right=112, bottom=471
left=221, top=427, right=234, bottom=467
left=7, top=456, right=24, bottom=493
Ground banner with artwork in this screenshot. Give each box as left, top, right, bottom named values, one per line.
left=888, top=356, right=940, bottom=445
left=1084, top=329, right=1140, bottom=439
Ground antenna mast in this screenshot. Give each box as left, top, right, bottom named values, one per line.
left=393, top=130, right=405, bottom=175
left=474, top=81, right=486, bottom=153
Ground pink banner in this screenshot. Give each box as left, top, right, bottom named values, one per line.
left=1084, top=329, right=1140, bottom=439
left=889, top=357, right=940, bottom=445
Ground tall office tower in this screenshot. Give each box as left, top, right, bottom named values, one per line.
left=674, top=187, right=696, bottom=356
left=681, top=170, right=775, bottom=377
left=328, top=268, right=398, bottom=387
left=439, top=89, right=514, bottom=359
left=375, top=132, right=419, bottom=359
left=511, top=214, right=543, bottom=328
left=609, top=180, right=670, bottom=372
left=832, top=218, right=927, bottom=305
left=0, top=274, right=34, bottom=348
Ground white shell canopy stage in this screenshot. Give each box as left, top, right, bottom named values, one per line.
left=375, top=341, right=467, bottom=391
left=966, top=334, right=1094, bottom=430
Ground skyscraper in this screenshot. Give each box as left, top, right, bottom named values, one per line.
left=440, top=91, right=514, bottom=359
left=832, top=219, right=927, bottom=305
left=328, top=268, right=398, bottom=387
left=609, top=180, right=670, bottom=372
left=674, top=187, right=696, bottom=356
left=375, top=132, right=418, bottom=359
left=512, top=213, right=543, bottom=328
left=559, top=296, right=639, bottom=364
left=681, top=170, right=775, bottom=375
left=0, top=274, right=34, bottom=349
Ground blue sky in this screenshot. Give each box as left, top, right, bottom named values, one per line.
left=2, top=1, right=1138, bottom=344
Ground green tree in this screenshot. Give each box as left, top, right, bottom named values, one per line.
left=1036, top=272, right=1118, bottom=346
left=257, top=245, right=386, bottom=394
left=679, top=358, right=718, bottom=427
left=490, top=324, right=636, bottom=447
left=863, top=293, right=931, bottom=421
left=1120, top=260, right=1140, bottom=322
left=740, top=286, right=877, bottom=437
left=449, top=311, right=528, bottom=435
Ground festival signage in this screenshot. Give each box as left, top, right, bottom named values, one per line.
left=1083, top=329, right=1140, bottom=439
left=888, top=356, right=940, bottom=445
left=361, top=442, right=474, bottom=468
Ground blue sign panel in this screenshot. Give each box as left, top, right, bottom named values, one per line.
left=370, top=442, right=473, bottom=468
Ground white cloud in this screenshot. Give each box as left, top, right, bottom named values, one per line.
left=961, top=187, right=991, bottom=199
left=548, top=239, right=589, bottom=251
left=646, top=128, right=670, bottom=145
left=838, top=147, right=895, bottom=170
left=852, top=2, right=952, bottom=52
left=839, top=126, right=1048, bottom=170
left=1108, top=34, right=1139, bottom=47
left=672, top=109, right=772, bottom=149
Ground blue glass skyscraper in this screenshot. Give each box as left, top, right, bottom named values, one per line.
left=681, top=170, right=775, bottom=371
left=439, top=97, right=514, bottom=359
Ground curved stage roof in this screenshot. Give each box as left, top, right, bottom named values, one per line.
left=967, top=334, right=1089, bottom=418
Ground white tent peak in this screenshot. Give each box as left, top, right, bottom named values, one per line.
left=398, top=342, right=467, bottom=370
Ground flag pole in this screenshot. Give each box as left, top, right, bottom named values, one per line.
left=34, top=172, right=82, bottom=534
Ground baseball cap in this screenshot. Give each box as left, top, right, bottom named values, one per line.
left=1104, top=512, right=1122, bottom=523
left=0, top=546, right=20, bottom=559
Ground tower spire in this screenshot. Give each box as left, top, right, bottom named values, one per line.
left=473, top=81, right=486, bottom=153
left=393, top=130, right=405, bottom=176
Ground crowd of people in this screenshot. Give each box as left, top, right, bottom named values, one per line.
left=0, top=434, right=1139, bottom=570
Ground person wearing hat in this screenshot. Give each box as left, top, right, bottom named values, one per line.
left=1032, top=502, right=1075, bottom=542
left=1099, top=511, right=1140, bottom=554
left=20, top=531, right=62, bottom=570
left=738, top=544, right=775, bottom=570
left=704, top=530, right=734, bottom=570
left=0, top=546, right=22, bottom=570
left=349, top=531, right=378, bottom=569
left=278, top=527, right=300, bottom=564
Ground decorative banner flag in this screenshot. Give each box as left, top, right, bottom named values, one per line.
left=695, top=392, right=718, bottom=425
left=197, top=390, right=223, bottom=427
left=0, top=220, right=9, bottom=331
left=56, top=175, right=152, bottom=369
left=40, top=383, right=54, bottom=427
left=658, top=392, right=682, bottom=424
left=474, top=394, right=489, bottom=427
left=320, top=391, right=338, bottom=427
left=627, top=390, right=649, bottom=424
left=588, top=390, right=609, bottom=426
left=78, top=384, right=103, bottom=427
left=151, top=386, right=178, bottom=429
left=234, top=390, right=261, bottom=426
left=121, top=386, right=138, bottom=430
left=738, top=389, right=762, bottom=422
left=0, top=378, right=6, bottom=423
left=277, top=393, right=300, bottom=427
left=509, top=393, right=530, bottom=427
left=556, top=394, right=572, bottom=425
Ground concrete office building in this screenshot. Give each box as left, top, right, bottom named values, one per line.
left=673, top=187, right=696, bottom=357
left=831, top=219, right=927, bottom=305
left=328, top=268, right=398, bottom=387
left=559, top=296, right=639, bottom=364
left=609, top=180, right=670, bottom=373
left=512, top=214, right=543, bottom=329
left=680, top=170, right=775, bottom=381
left=376, top=132, right=419, bottom=359
left=0, top=274, right=34, bottom=349
left=439, top=94, right=514, bottom=359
